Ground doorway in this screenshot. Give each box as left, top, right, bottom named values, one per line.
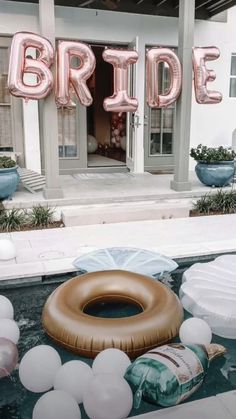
left=87, top=45, right=127, bottom=169
left=57, top=40, right=139, bottom=174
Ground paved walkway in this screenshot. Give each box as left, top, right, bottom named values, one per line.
left=1, top=213, right=236, bottom=281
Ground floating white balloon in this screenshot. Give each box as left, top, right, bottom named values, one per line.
left=0, top=318, right=20, bottom=344
left=87, top=135, right=98, bottom=154
left=19, top=345, right=61, bottom=392
left=83, top=374, right=133, bottom=419
left=0, top=295, right=14, bottom=319
left=33, top=390, right=81, bottom=419
left=0, top=240, right=16, bottom=260
left=54, top=360, right=93, bottom=404
left=92, top=348, right=131, bottom=377
left=179, top=318, right=212, bottom=346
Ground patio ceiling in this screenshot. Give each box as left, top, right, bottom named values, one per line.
left=7, top=0, right=236, bottom=20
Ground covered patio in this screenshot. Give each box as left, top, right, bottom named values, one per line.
left=3, top=170, right=235, bottom=213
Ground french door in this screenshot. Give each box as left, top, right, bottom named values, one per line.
left=144, top=54, right=175, bottom=172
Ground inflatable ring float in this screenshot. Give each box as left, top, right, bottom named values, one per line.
left=42, top=270, right=183, bottom=358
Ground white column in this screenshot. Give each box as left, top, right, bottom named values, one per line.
left=39, top=0, right=63, bottom=198
left=170, top=0, right=195, bottom=191
left=23, top=48, right=41, bottom=173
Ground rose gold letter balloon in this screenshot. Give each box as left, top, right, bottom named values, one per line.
left=0, top=337, right=18, bottom=379
left=192, top=46, right=222, bottom=104
left=56, top=41, right=96, bottom=107
left=8, top=32, right=54, bottom=100
left=146, top=47, right=182, bottom=108
left=103, top=48, right=138, bottom=113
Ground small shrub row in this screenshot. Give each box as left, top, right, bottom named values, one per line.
left=192, top=189, right=236, bottom=215
left=0, top=205, right=59, bottom=232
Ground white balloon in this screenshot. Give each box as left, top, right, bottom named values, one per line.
left=83, top=374, right=133, bottom=419
left=19, top=345, right=61, bottom=392
left=179, top=318, right=212, bottom=346
left=0, top=295, right=14, bottom=319
left=92, top=348, right=131, bottom=377
left=33, top=390, right=81, bottom=419
left=120, top=136, right=126, bottom=151
left=87, top=135, right=98, bottom=154
left=0, top=318, right=19, bottom=344
left=0, top=240, right=16, bottom=260
left=54, top=360, right=93, bottom=404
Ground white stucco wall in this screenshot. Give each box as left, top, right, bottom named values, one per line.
left=0, top=0, right=236, bottom=172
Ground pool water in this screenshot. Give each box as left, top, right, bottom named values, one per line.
left=0, top=254, right=236, bottom=419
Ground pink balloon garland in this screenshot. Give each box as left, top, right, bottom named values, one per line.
left=7, top=31, right=224, bottom=110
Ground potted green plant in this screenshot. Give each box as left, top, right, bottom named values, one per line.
left=190, top=144, right=236, bottom=187
left=0, top=156, right=20, bottom=199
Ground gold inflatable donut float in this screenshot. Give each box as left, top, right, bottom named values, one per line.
left=42, top=270, right=183, bottom=358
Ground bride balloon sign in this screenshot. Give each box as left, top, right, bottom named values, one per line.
left=7, top=31, right=223, bottom=112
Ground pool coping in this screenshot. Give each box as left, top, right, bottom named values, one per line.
left=1, top=213, right=236, bottom=282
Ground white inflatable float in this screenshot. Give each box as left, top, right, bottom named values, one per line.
left=179, top=255, right=236, bottom=339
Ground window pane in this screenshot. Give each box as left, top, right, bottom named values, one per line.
left=151, top=109, right=161, bottom=128
left=0, top=106, right=12, bottom=147
left=58, top=107, right=77, bottom=158
left=150, top=133, right=161, bottom=155
left=162, top=132, right=173, bottom=154
left=163, top=108, right=174, bottom=129
left=0, top=48, right=10, bottom=103
left=65, top=145, right=77, bottom=157
left=230, top=78, right=236, bottom=97
left=231, top=55, right=236, bottom=76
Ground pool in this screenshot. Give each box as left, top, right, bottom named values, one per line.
left=0, top=254, right=236, bottom=419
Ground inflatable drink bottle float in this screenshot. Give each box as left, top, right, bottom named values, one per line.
left=125, top=343, right=226, bottom=408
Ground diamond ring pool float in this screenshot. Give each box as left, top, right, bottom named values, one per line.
left=180, top=255, right=236, bottom=338
left=42, top=270, right=183, bottom=358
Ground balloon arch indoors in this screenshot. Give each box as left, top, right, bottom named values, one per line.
left=7, top=31, right=223, bottom=111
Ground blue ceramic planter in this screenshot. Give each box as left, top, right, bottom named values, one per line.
left=195, top=161, right=235, bottom=187
left=0, top=166, right=20, bottom=199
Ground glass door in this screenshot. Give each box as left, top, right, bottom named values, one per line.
left=144, top=58, right=175, bottom=172
left=126, top=37, right=139, bottom=172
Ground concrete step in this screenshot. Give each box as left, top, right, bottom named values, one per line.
left=61, top=199, right=192, bottom=227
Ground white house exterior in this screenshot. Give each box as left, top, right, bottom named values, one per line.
left=0, top=0, right=236, bottom=198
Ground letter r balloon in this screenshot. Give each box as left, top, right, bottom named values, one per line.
left=8, top=32, right=54, bottom=100
left=103, top=48, right=139, bottom=113
left=56, top=41, right=96, bottom=107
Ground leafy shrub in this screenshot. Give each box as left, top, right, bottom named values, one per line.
left=190, top=144, right=236, bottom=163
left=0, top=156, right=16, bottom=169
left=0, top=208, right=27, bottom=231
left=29, top=205, right=55, bottom=227
left=193, top=189, right=236, bottom=215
